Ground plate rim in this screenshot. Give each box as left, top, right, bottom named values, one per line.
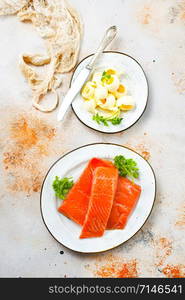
left=71, top=51, right=149, bottom=134
left=40, top=142, right=156, bottom=254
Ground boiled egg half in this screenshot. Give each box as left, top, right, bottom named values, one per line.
left=116, top=96, right=135, bottom=111
left=94, top=85, right=108, bottom=100
left=104, top=75, right=120, bottom=92
left=98, top=94, right=116, bottom=110
left=81, top=81, right=96, bottom=99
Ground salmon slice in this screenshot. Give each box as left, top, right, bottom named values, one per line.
left=107, top=177, right=141, bottom=229
left=80, top=167, right=118, bottom=239
left=58, top=158, right=113, bottom=225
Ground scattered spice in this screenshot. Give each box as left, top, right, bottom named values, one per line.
left=155, top=237, right=173, bottom=267
left=95, top=260, right=138, bottom=278
left=141, top=151, right=150, bottom=160
left=137, top=1, right=185, bottom=35
left=124, top=143, right=151, bottom=161
left=175, top=204, right=185, bottom=227
left=89, top=254, right=138, bottom=278
left=136, top=2, right=164, bottom=34
left=3, top=151, right=25, bottom=168
left=180, top=2, right=185, bottom=21
left=172, top=72, right=185, bottom=94
left=11, top=118, right=38, bottom=149
left=2, top=112, right=62, bottom=195
left=138, top=5, right=152, bottom=25
left=169, top=1, right=185, bottom=23
left=10, top=116, right=56, bottom=149
left=162, top=264, right=185, bottom=278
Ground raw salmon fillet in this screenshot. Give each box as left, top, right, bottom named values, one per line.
left=107, top=177, right=141, bottom=229
left=58, top=158, right=113, bottom=225
left=80, top=166, right=118, bottom=239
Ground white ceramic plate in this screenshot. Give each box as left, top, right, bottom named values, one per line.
left=71, top=51, right=148, bottom=133
left=40, top=143, right=156, bottom=253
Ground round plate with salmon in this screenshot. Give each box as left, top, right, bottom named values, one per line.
left=40, top=143, right=156, bottom=253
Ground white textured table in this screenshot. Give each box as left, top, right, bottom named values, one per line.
left=0, top=0, right=185, bottom=278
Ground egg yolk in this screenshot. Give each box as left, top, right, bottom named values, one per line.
left=101, top=99, right=106, bottom=104
left=106, top=69, right=116, bottom=75
left=107, top=77, right=114, bottom=84
left=117, top=84, right=126, bottom=93
left=91, top=82, right=97, bottom=88
left=82, top=86, right=91, bottom=97
left=121, top=104, right=133, bottom=110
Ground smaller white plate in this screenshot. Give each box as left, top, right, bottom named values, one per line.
left=40, top=143, right=156, bottom=253
left=71, top=51, right=148, bottom=133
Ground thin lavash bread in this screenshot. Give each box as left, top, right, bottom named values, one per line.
left=0, top=0, right=83, bottom=112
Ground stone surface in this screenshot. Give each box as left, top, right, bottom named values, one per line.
left=0, top=0, right=185, bottom=278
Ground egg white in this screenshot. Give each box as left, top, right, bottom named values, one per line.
left=116, top=95, right=135, bottom=111
left=83, top=99, right=96, bottom=114
left=94, top=85, right=108, bottom=100
left=113, top=84, right=127, bottom=99
left=91, top=72, right=103, bottom=85
left=98, top=94, right=116, bottom=110
left=104, top=75, right=120, bottom=92
left=81, top=81, right=95, bottom=99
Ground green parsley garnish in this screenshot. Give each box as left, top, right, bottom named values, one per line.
left=52, top=176, right=74, bottom=200
left=114, top=155, right=139, bottom=180
left=92, top=114, right=109, bottom=126
left=109, top=117, right=123, bottom=125
left=92, top=113, right=123, bottom=126
left=101, top=71, right=112, bottom=83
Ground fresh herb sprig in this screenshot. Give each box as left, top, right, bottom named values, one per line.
left=114, top=155, right=139, bottom=180
left=92, top=113, right=123, bottom=126
left=101, top=71, right=111, bottom=83
left=52, top=176, right=74, bottom=200
left=109, top=117, right=123, bottom=125
left=92, top=113, right=109, bottom=126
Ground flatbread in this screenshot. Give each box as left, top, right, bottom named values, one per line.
left=0, top=0, right=82, bottom=112
left=0, top=0, right=29, bottom=15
